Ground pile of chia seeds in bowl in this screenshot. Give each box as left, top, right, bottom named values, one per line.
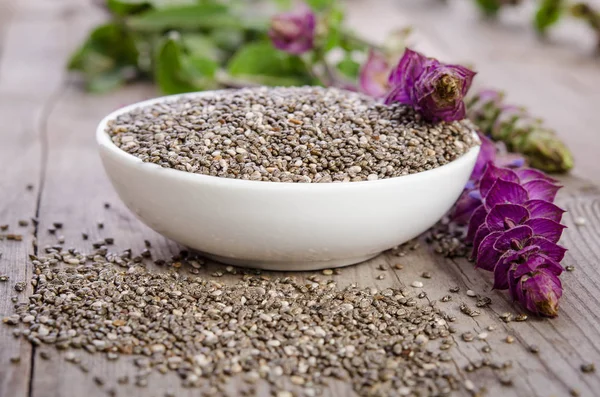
left=108, top=87, right=478, bottom=183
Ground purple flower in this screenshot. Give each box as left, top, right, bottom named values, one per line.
left=384, top=49, right=476, bottom=123
left=452, top=133, right=526, bottom=225
left=458, top=161, right=566, bottom=317
left=450, top=123, right=568, bottom=317
left=359, top=50, right=390, bottom=98
left=269, top=3, right=316, bottom=55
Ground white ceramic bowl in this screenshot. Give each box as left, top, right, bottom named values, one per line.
left=97, top=92, right=480, bottom=271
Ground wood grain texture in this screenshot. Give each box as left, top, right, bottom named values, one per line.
left=0, top=0, right=74, bottom=394
left=1, top=0, right=600, bottom=396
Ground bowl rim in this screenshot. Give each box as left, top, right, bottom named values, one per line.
left=96, top=90, right=481, bottom=191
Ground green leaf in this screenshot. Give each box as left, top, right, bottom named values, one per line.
left=323, top=6, right=344, bottom=51
left=68, top=23, right=138, bottom=72
left=150, top=0, right=197, bottom=8
left=227, top=42, right=312, bottom=86
left=107, top=0, right=150, bottom=16
left=273, top=0, right=292, bottom=9
left=155, top=35, right=218, bottom=94
left=68, top=23, right=138, bottom=92
left=210, top=29, right=246, bottom=53
left=534, top=0, right=565, bottom=34
left=127, top=4, right=242, bottom=32
left=474, top=0, right=502, bottom=16
left=181, top=34, right=222, bottom=62
left=306, top=0, right=336, bottom=11
left=336, top=55, right=360, bottom=80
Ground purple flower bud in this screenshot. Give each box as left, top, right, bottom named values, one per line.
left=515, top=268, right=562, bottom=317
left=269, top=3, right=316, bottom=55
left=385, top=49, right=476, bottom=122
left=359, top=50, right=390, bottom=98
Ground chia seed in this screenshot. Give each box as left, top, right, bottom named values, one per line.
left=3, top=245, right=471, bottom=396
left=108, top=87, right=477, bottom=183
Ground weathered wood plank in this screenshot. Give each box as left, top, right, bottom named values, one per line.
left=0, top=0, right=599, bottom=396
left=0, top=98, right=39, bottom=397
left=0, top=0, right=107, bottom=396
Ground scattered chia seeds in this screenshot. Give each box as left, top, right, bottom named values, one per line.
left=3, top=246, right=470, bottom=396
left=108, top=87, right=477, bottom=183
left=514, top=314, right=528, bottom=322
left=475, top=296, right=492, bottom=308
left=581, top=363, right=595, bottom=373
left=426, top=219, right=469, bottom=258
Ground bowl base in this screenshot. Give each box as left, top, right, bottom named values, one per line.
left=201, top=252, right=382, bottom=271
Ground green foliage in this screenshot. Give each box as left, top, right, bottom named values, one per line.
left=107, top=0, right=150, bottom=16
left=474, top=0, right=502, bottom=16
left=323, top=6, right=344, bottom=51
left=180, top=34, right=223, bottom=62
left=305, top=0, right=336, bottom=11
left=67, top=0, right=380, bottom=94
left=272, top=0, right=292, bottom=9
left=127, top=4, right=241, bottom=32
left=534, top=0, right=565, bottom=34
left=336, top=55, right=360, bottom=80
left=155, top=35, right=218, bottom=94
left=227, top=42, right=313, bottom=86
left=68, top=23, right=139, bottom=93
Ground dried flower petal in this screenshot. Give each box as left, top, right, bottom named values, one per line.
left=479, top=163, right=520, bottom=197
left=485, top=203, right=529, bottom=232
left=484, top=179, right=528, bottom=209
left=493, top=246, right=539, bottom=290
left=466, top=205, right=488, bottom=241
left=454, top=147, right=568, bottom=316
left=524, top=200, right=565, bottom=223
left=528, top=236, right=567, bottom=262
left=522, top=179, right=562, bottom=202
left=476, top=231, right=504, bottom=270
left=359, top=50, right=390, bottom=98
left=471, top=133, right=497, bottom=181
left=515, top=269, right=562, bottom=317
left=269, top=3, right=316, bottom=55
left=523, top=218, right=566, bottom=243
left=493, top=225, right=534, bottom=252
left=385, top=49, right=476, bottom=122
left=454, top=192, right=483, bottom=226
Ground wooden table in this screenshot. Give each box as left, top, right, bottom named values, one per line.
left=1, top=0, right=599, bottom=396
